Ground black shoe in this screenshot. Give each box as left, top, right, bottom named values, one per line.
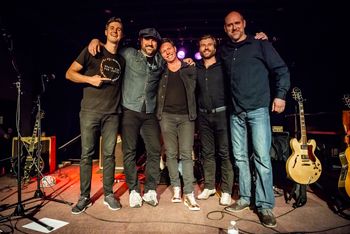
left=226, top=200, right=250, bottom=213
left=103, top=194, right=121, bottom=211
left=71, top=197, right=92, bottom=215
left=258, top=209, right=277, bottom=228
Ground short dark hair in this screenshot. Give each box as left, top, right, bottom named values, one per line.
left=198, top=34, right=217, bottom=48
left=105, top=17, right=123, bottom=31
left=160, top=38, right=175, bottom=47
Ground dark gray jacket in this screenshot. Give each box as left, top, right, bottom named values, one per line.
left=156, top=61, right=197, bottom=120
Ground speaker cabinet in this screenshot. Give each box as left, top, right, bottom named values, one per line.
left=99, top=135, right=123, bottom=171
left=12, top=136, right=56, bottom=174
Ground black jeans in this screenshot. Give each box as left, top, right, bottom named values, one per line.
left=198, top=111, right=234, bottom=194
left=79, top=111, right=119, bottom=198
left=121, top=108, right=161, bottom=193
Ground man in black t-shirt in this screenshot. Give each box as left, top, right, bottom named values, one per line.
left=66, top=17, right=125, bottom=214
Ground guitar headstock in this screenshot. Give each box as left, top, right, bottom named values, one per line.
left=343, top=94, right=350, bottom=109
left=37, top=110, right=45, bottom=120
left=292, top=87, right=303, bottom=102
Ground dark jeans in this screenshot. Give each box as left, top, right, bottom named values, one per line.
left=198, top=111, right=234, bottom=194
left=159, top=113, right=195, bottom=194
left=79, top=111, right=119, bottom=198
left=122, top=108, right=161, bottom=193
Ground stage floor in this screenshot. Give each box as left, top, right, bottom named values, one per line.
left=1, top=162, right=350, bottom=233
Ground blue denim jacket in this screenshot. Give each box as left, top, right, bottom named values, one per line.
left=119, top=47, right=165, bottom=113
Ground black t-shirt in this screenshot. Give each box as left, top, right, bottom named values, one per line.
left=163, top=70, right=188, bottom=114
left=76, top=46, right=125, bottom=114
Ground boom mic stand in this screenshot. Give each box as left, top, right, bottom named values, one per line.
left=1, top=27, right=53, bottom=230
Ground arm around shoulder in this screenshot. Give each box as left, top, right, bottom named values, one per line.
left=88, top=38, right=104, bottom=56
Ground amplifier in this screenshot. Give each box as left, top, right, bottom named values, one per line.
left=99, top=135, right=123, bottom=172
left=12, top=136, right=56, bottom=174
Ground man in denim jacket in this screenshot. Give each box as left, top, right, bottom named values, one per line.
left=89, top=28, right=165, bottom=208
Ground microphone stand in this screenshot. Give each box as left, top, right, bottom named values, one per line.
left=31, top=93, right=73, bottom=206
left=1, top=27, right=54, bottom=231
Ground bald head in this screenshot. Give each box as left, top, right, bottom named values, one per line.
left=224, top=11, right=247, bottom=42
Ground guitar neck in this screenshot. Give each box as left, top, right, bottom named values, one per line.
left=299, top=101, right=308, bottom=144
left=28, top=124, right=38, bottom=153
left=28, top=113, right=41, bottom=153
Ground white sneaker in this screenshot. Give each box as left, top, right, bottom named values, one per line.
left=220, top=192, right=232, bottom=206
left=171, top=186, right=181, bottom=203
left=184, top=192, right=200, bottom=211
left=197, top=188, right=216, bottom=200
left=142, top=190, right=158, bottom=207
left=129, top=190, right=142, bottom=208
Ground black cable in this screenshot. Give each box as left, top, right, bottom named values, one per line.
left=83, top=210, right=228, bottom=232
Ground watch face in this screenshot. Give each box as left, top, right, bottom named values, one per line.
left=100, top=57, right=122, bottom=83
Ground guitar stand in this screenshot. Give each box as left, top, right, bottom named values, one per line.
left=285, top=182, right=307, bottom=208
left=330, top=194, right=350, bottom=220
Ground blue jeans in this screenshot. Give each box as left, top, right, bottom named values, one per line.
left=121, top=108, right=161, bottom=193
left=230, top=107, right=274, bottom=210
left=159, top=113, right=195, bottom=194
left=79, top=111, right=119, bottom=198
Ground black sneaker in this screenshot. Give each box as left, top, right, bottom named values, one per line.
left=258, top=209, right=277, bottom=228
left=103, top=194, right=121, bottom=211
left=226, top=199, right=250, bottom=213
left=71, top=197, right=92, bottom=215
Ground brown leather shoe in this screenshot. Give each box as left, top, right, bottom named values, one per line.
left=258, top=209, right=277, bottom=228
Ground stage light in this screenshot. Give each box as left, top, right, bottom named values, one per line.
left=177, top=48, right=186, bottom=59
left=194, top=52, right=202, bottom=60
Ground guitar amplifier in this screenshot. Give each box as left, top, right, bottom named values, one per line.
left=12, top=136, right=56, bottom=174
left=99, top=135, right=123, bottom=172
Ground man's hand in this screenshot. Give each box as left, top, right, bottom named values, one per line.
left=271, top=98, right=286, bottom=113
left=183, top=58, right=195, bottom=66
left=88, top=39, right=103, bottom=56
left=255, top=32, right=268, bottom=40
left=88, top=75, right=111, bottom=87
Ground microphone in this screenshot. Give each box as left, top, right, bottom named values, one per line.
left=41, top=74, right=56, bottom=82
left=1, top=28, right=11, bottom=39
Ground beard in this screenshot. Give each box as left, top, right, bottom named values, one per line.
left=200, top=49, right=215, bottom=59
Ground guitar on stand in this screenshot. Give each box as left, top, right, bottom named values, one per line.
left=338, top=94, right=350, bottom=197
left=12, top=111, right=45, bottom=183
left=22, top=110, right=45, bottom=183
left=286, top=87, right=322, bottom=185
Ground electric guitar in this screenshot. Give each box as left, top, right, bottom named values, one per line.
left=22, top=110, right=45, bottom=182
left=21, top=111, right=45, bottom=153
left=286, top=87, right=322, bottom=185
left=338, top=94, right=350, bottom=197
